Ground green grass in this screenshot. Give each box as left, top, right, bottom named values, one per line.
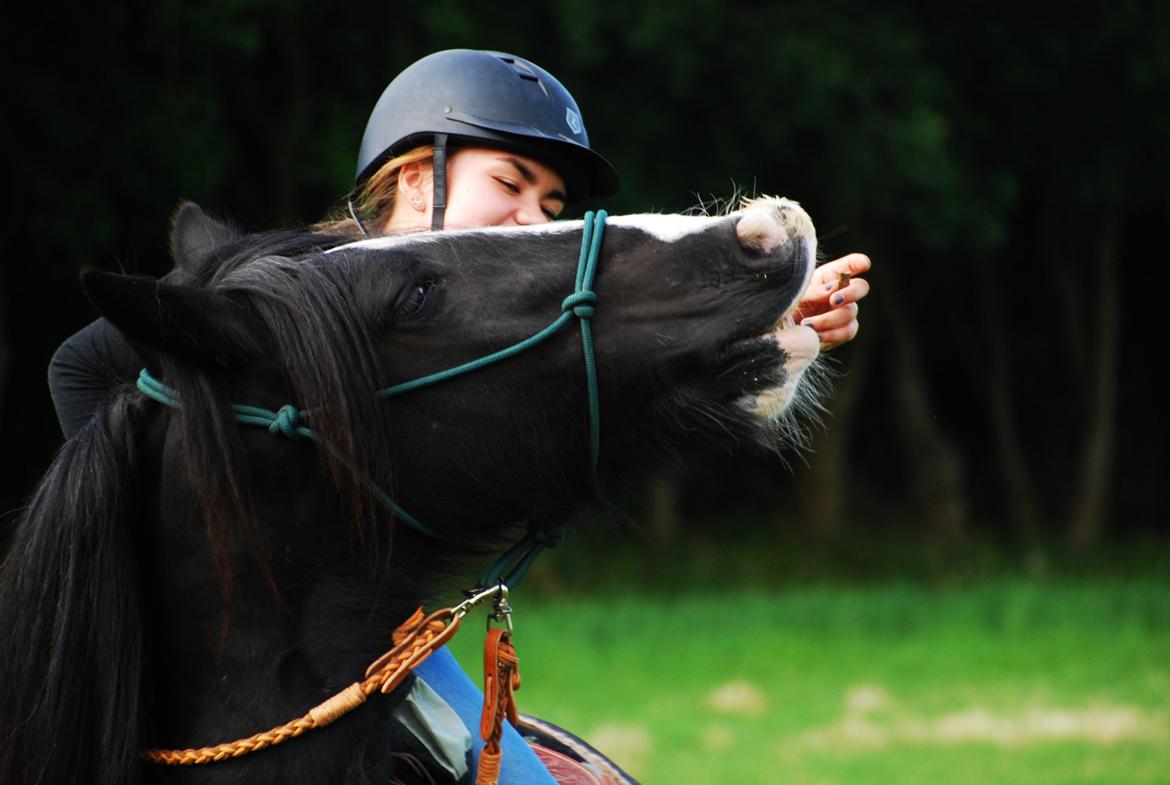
left=447, top=580, right=1170, bottom=784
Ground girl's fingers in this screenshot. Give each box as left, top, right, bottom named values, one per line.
left=828, top=277, right=871, bottom=306
left=817, top=253, right=872, bottom=290
left=802, top=302, right=858, bottom=331
left=815, top=319, right=860, bottom=349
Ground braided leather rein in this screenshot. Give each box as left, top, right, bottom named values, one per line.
left=143, top=584, right=509, bottom=765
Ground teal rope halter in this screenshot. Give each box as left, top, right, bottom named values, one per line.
left=137, top=364, right=440, bottom=537
left=135, top=210, right=609, bottom=586
left=375, top=210, right=606, bottom=467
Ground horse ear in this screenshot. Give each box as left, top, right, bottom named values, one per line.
left=81, top=269, right=262, bottom=369
left=170, top=201, right=241, bottom=270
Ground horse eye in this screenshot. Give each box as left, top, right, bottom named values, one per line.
left=402, top=281, right=434, bottom=318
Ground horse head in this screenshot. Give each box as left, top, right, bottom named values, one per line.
left=0, top=197, right=823, bottom=784
left=316, top=196, right=824, bottom=527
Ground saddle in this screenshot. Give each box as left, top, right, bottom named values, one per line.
left=388, top=663, right=639, bottom=785
left=517, top=714, right=638, bottom=785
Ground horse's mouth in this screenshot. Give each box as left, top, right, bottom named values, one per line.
left=720, top=311, right=818, bottom=384
left=712, top=233, right=820, bottom=427
left=752, top=319, right=819, bottom=419
left=741, top=201, right=820, bottom=424
left=723, top=307, right=820, bottom=426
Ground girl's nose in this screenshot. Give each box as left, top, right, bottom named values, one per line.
left=514, top=195, right=551, bottom=226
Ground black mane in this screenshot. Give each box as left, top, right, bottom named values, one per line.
left=0, top=393, right=146, bottom=785
left=156, top=230, right=406, bottom=603
left=0, top=229, right=412, bottom=784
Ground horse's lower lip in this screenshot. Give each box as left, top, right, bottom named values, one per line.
left=767, top=321, right=820, bottom=364
left=720, top=335, right=785, bottom=390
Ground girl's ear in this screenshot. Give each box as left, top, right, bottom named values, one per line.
left=169, top=201, right=242, bottom=270
left=80, top=270, right=261, bottom=370
left=397, top=160, right=434, bottom=212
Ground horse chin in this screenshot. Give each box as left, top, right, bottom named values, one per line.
left=738, top=322, right=822, bottom=443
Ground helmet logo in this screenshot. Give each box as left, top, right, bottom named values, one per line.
left=565, top=108, right=583, bottom=136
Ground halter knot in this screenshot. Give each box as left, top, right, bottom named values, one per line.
left=528, top=518, right=566, bottom=548
left=561, top=291, right=596, bottom=319
left=268, top=405, right=303, bottom=438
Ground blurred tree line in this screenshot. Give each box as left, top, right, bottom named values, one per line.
left=2, top=1, right=1167, bottom=567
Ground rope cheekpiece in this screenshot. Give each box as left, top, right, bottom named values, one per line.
left=376, top=208, right=607, bottom=461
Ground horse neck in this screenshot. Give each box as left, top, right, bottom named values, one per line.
left=140, top=425, right=427, bottom=758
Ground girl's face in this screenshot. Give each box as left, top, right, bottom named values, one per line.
left=393, top=147, right=568, bottom=232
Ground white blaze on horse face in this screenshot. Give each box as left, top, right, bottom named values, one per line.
left=332, top=211, right=731, bottom=252
left=602, top=212, right=724, bottom=241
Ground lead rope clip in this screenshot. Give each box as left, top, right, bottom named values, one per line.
left=476, top=585, right=521, bottom=785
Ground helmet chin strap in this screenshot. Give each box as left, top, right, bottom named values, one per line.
left=347, top=193, right=370, bottom=236
left=431, top=133, right=448, bottom=231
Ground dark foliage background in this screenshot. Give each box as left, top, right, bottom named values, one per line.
left=2, top=1, right=1167, bottom=577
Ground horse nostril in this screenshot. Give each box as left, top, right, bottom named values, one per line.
left=735, top=197, right=816, bottom=258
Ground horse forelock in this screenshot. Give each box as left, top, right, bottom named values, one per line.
left=165, top=225, right=351, bottom=288
left=224, top=248, right=397, bottom=505
left=159, top=230, right=400, bottom=604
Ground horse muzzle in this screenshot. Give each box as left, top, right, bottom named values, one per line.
left=732, top=197, right=822, bottom=425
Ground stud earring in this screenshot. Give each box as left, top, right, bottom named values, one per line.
left=412, top=197, right=423, bottom=209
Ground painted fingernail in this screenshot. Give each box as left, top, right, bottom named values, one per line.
left=832, top=294, right=845, bottom=305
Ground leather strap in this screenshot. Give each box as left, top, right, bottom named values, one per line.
left=477, top=628, right=522, bottom=785
left=431, top=133, right=449, bottom=230
left=142, top=607, right=461, bottom=765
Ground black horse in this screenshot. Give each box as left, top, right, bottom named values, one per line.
left=0, top=198, right=823, bottom=785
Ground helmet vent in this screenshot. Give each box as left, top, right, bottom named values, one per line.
left=501, top=58, right=550, bottom=97
left=502, top=57, right=538, bottom=80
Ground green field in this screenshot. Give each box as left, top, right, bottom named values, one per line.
left=448, top=581, right=1170, bottom=784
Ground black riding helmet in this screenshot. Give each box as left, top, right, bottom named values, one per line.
left=354, top=49, right=619, bottom=230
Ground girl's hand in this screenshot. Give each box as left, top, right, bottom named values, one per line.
left=793, top=253, right=871, bottom=350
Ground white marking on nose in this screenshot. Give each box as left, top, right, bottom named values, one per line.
left=604, top=213, right=725, bottom=242
left=735, top=197, right=817, bottom=259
